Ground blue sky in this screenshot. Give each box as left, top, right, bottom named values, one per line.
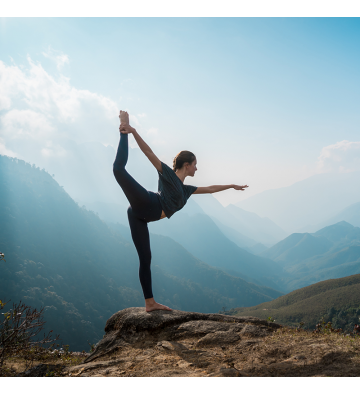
left=1, top=17, right=359, bottom=206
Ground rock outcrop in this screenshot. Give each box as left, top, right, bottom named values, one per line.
left=84, top=307, right=280, bottom=364
left=8, top=307, right=360, bottom=377
left=59, top=308, right=278, bottom=376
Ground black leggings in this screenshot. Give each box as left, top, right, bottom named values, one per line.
left=113, top=133, right=163, bottom=299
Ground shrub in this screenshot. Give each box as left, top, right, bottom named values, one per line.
left=0, top=299, right=60, bottom=370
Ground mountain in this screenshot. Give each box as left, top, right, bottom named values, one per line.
left=149, top=212, right=286, bottom=291
left=225, top=204, right=288, bottom=245
left=191, top=193, right=287, bottom=247
left=230, top=273, right=360, bottom=331
left=306, top=201, right=360, bottom=233
left=235, top=171, right=360, bottom=233
left=285, top=245, right=360, bottom=291
left=260, top=221, right=360, bottom=291
left=314, top=220, right=360, bottom=247
left=259, top=233, right=333, bottom=267
left=0, top=155, right=282, bottom=350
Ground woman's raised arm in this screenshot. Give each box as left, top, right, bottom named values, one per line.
left=119, top=124, right=162, bottom=173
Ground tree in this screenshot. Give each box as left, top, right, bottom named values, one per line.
left=0, top=299, right=60, bottom=369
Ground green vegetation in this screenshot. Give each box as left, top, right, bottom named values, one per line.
left=229, top=274, right=360, bottom=331
left=0, top=155, right=282, bottom=351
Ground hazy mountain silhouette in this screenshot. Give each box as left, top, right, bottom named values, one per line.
left=260, top=221, right=360, bottom=291
left=191, top=193, right=287, bottom=246
left=259, top=233, right=333, bottom=267
left=225, top=204, right=288, bottom=245
left=235, top=171, right=360, bottom=233
left=0, top=155, right=282, bottom=350
left=149, top=212, right=285, bottom=291
left=305, top=201, right=360, bottom=233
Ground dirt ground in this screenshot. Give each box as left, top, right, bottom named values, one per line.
left=4, top=327, right=360, bottom=377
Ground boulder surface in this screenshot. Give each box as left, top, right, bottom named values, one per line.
left=57, top=308, right=360, bottom=377
left=84, top=307, right=279, bottom=363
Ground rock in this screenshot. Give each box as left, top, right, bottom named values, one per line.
left=157, top=340, right=188, bottom=351
left=177, top=320, right=239, bottom=335
left=84, top=307, right=280, bottom=363
left=18, top=363, right=63, bottom=377
left=241, top=324, right=271, bottom=337
left=293, top=354, right=306, bottom=361
left=197, top=331, right=240, bottom=346
left=208, top=367, right=243, bottom=377
left=218, top=367, right=243, bottom=377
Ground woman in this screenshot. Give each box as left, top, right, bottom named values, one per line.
left=113, top=111, right=249, bottom=312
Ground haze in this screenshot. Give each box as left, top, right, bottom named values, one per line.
left=1, top=17, right=359, bottom=210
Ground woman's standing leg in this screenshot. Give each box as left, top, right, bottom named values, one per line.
left=127, top=206, right=153, bottom=299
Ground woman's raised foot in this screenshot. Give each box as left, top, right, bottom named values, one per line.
left=119, top=110, right=129, bottom=125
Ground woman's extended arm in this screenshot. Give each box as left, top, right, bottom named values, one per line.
left=119, top=124, right=162, bottom=173
left=193, top=184, right=249, bottom=194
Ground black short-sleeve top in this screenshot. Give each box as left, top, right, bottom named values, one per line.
left=156, top=161, right=197, bottom=219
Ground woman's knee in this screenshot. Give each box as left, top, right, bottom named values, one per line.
left=113, top=164, right=125, bottom=175
left=127, top=205, right=133, bottom=216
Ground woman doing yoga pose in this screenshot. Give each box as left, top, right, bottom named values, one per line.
left=113, top=111, right=249, bottom=312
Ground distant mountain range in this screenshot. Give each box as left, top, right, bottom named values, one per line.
left=0, top=155, right=283, bottom=350
left=3, top=153, right=360, bottom=350
left=141, top=212, right=286, bottom=291
left=305, top=201, right=360, bottom=233
left=190, top=194, right=288, bottom=247
left=259, top=221, right=360, bottom=291
left=235, top=171, right=360, bottom=233
left=230, top=273, right=360, bottom=331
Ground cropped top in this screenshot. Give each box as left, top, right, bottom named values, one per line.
left=156, top=161, right=197, bottom=219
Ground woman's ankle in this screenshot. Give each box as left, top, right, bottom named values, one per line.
left=145, top=297, right=155, bottom=305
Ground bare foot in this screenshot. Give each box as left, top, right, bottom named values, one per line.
left=119, top=110, right=129, bottom=125
left=145, top=298, right=172, bottom=312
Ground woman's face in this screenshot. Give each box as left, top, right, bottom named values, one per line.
left=188, top=159, right=197, bottom=176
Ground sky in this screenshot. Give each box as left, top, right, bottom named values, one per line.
left=1, top=16, right=360, bottom=206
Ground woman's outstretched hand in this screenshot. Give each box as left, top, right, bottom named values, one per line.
left=233, top=184, right=249, bottom=191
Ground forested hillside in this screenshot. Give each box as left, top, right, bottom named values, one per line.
left=0, top=155, right=282, bottom=351
left=230, top=274, right=360, bottom=331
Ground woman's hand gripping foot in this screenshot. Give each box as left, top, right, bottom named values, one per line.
left=119, top=110, right=136, bottom=134
left=145, top=298, right=173, bottom=312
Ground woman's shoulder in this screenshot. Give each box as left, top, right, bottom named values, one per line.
left=159, top=161, right=176, bottom=176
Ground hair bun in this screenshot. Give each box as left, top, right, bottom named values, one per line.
left=172, top=151, right=196, bottom=172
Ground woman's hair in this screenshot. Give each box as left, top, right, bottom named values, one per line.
left=173, top=151, right=196, bottom=172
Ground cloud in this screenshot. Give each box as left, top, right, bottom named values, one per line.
left=0, top=55, right=119, bottom=159
left=42, top=46, right=69, bottom=70
left=129, top=114, right=140, bottom=126
left=147, top=127, right=158, bottom=136
left=0, top=53, right=165, bottom=166
left=317, top=140, right=360, bottom=173
left=1, top=109, right=55, bottom=141
left=0, top=140, right=17, bottom=157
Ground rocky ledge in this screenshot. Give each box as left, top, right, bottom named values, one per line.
left=14, top=308, right=360, bottom=377
left=64, top=307, right=280, bottom=377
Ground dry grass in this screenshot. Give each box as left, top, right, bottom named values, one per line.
left=2, top=328, right=360, bottom=377
left=0, top=350, right=89, bottom=377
